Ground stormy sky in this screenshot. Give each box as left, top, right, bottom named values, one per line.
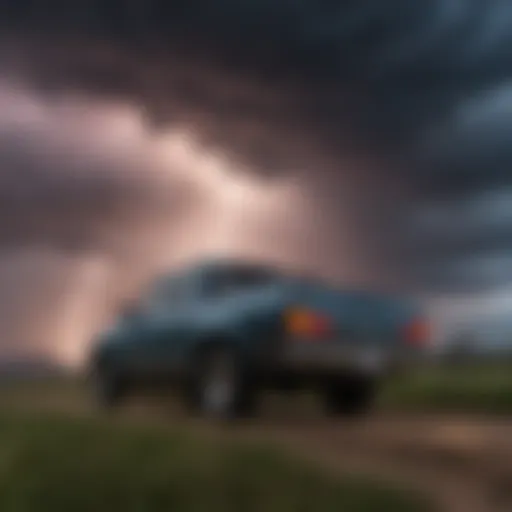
left=0, top=0, right=512, bottom=360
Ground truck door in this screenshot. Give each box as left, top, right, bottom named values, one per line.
left=135, top=275, right=192, bottom=381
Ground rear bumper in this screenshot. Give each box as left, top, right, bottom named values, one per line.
left=269, top=339, right=425, bottom=379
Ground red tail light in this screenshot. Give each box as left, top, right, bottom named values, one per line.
left=284, top=307, right=333, bottom=339
left=403, top=317, right=430, bottom=347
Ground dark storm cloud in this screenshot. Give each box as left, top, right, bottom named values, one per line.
left=0, top=0, right=508, bottom=146
left=0, top=83, right=206, bottom=255
left=0, top=84, right=216, bottom=360
left=0, top=0, right=512, bottom=295
left=0, top=109, right=183, bottom=253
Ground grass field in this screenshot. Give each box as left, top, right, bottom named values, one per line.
left=382, top=362, right=512, bottom=414
left=2, top=361, right=512, bottom=415
left=0, top=364, right=510, bottom=512
left=0, top=410, right=431, bottom=512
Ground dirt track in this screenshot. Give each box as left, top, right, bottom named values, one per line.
left=242, top=413, right=512, bottom=512
left=3, top=387, right=512, bottom=512
left=183, top=408, right=512, bottom=512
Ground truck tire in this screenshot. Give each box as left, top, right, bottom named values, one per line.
left=90, top=364, right=127, bottom=411
left=321, top=373, right=377, bottom=417
left=183, top=344, right=258, bottom=420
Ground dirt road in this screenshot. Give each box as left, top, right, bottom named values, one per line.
left=3, top=385, right=512, bottom=511
left=239, top=413, right=512, bottom=512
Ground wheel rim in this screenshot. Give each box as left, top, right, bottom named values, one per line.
left=201, top=352, right=235, bottom=414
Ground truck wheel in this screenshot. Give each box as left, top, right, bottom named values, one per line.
left=184, top=345, right=258, bottom=420
left=321, top=374, right=377, bottom=417
left=90, top=365, right=127, bottom=411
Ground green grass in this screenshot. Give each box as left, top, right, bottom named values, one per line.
left=382, top=363, right=512, bottom=414
left=0, top=411, right=430, bottom=512
left=4, top=360, right=512, bottom=416
left=4, top=361, right=512, bottom=416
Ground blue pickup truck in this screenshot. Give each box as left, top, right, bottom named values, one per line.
left=88, top=258, right=429, bottom=419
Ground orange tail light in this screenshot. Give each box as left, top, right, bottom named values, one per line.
left=284, top=307, right=333, bottom=339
